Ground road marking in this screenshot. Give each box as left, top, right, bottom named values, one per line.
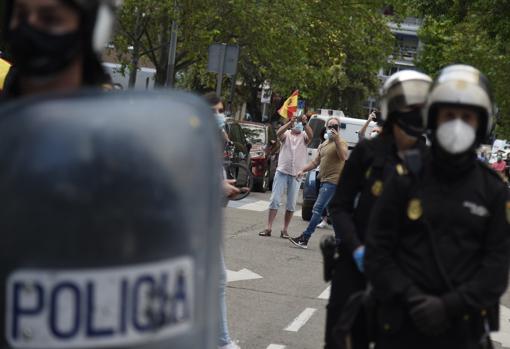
left=492, top=305, right=510, bottom=348
left=266, top=345, right=286, bottom=349
left=227, top=198, right=305, bottom=215
left=237, top=200, right=269, bottom=211
left=227, top=201, right=305, bottom=216
left=226, top=268, right=263, bottom=283
left=318, top=285, right=330, bottom=300
left=284, top=308, right=317, bottom=332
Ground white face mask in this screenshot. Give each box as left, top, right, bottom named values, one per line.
left=436, top=119, right=476, bottom=154
left=293, top=123, right=304, bottom=133
left=370, top=131, right=379, bottom=138
left=215, top=113, right=226, bottom=129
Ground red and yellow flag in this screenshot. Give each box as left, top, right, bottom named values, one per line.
left=0, top=58, right=11, bottom=92
left=278, top=90, right=299, bottom=119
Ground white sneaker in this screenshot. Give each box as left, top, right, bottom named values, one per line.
left=317, top=221, right=329, bottom=229
left=219, top=341, right=241, bottom=349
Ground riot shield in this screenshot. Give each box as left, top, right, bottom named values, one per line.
left=0, top=90, right=223, bottom=349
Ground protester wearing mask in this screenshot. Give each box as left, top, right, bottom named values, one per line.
left=204, top=92, right=242, bottom=349
left=205, top=92, right=230, bottom=143
left=1, top=0, right=115, bottom=100
left=259, top=114, right=313, bottom=238
left=289, top=117, right=348, bottom=249
left=324, top=70, right=432, bottom=349
left=365, top=65, right=510, bottom=349
left=359, top=110, right=382, bottom=141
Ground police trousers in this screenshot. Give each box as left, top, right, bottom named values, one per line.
left=325, top=245, right=368, bottom=349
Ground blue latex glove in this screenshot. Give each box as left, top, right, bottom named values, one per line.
left=353, top=246, right=365, bottom=273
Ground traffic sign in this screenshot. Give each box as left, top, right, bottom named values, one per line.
left=261, top=89, right=272, bottom=104
left=207, top=44, right=240, bottom=76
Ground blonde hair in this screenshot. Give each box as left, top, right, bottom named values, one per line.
left=326, top=117, right=341, bottom=127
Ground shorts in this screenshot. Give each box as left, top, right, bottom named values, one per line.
left=269, top=170, right=301, bottom=212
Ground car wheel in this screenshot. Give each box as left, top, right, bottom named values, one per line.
left=252, top=177, right=264, bottom=192
left=302, top=199, right=314, bottom=221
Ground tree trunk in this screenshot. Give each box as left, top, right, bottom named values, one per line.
left=155, top=14, right=170, bottom=87
left=128, top=10, right=143, bottom=89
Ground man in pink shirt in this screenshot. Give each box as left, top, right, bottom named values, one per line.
left=259, top=114, right=313, bottom=238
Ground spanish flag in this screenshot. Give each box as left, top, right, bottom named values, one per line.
left=0, top=58, right=11, bottom=92
left=278, top=90, right=299, bottom=119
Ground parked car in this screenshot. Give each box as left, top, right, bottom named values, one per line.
left=302, top=168, right=320, bottom=220
left=225, top=119, right=252, bottom=178
left=238, top=121, right=280, bottom=192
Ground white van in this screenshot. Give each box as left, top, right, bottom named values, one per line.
left=306, top=111, right=377, bottom=162
left=103, top=62, right=156, bottom=90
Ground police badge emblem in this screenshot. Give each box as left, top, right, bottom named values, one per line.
left=396, top=164, right=407, bottom=176
left=371, top=180, right=383, bottom=197
left=407, top=199, right=423, bottom=221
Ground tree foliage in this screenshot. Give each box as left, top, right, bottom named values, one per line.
left=113, top=0, right=395, bottom=119
left=392, top=0, right=510, bottom=139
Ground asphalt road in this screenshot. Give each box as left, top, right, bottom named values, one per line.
left=223, top=191, right=510, bottom=349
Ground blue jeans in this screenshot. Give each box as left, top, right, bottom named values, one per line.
left=218, top=251, right=232, bottom=346
left=303, top=182, right=337, bottom=239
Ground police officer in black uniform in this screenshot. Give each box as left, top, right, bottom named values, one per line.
left=365, top=64, right=510, bottom=349
left=1, top=0, right=115, bottom=100
left=323, top=70, right=432, bottom=349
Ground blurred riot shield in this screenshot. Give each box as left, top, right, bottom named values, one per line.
left=0, top=91, right=223, bottom=349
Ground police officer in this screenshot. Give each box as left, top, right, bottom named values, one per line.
left=365, top=64, right=510, bottom=349
left=324, top=70, right=432, bottom=349
left=1, top=0, right=115, bottom=100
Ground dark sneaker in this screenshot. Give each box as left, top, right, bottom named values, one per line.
left=289, top=234, right=309, bottom=249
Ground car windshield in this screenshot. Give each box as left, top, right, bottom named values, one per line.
left=241, top=125, right=266, bottom=145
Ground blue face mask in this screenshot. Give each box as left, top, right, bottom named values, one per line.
left=293, top=123, right=304, bottom=133
left=216, top=113, right=226, bottom=129
left=324, top=130, right=333, bottom=140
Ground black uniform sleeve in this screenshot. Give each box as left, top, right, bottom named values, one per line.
left=442, top=186, right=510, bottom=315
left=329, top=144, right=366, bottom=254
left=365, top=174, right=418, bottom=302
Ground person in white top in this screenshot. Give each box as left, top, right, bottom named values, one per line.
left=259, top=114, right=313, bottom=238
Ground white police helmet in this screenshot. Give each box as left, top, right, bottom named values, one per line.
left=423, top=64, right=495, bottom=144
left=379, top=70, right=433, bottom=136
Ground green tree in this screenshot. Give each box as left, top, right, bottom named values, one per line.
left=114, top=0, right=394, bottom=119
left=392, top=0, right=510, bottom=139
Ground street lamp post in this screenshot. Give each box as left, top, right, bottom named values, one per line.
left=166, top=0, right=178, bottom=87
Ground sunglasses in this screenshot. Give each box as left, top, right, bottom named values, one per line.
left=327, top=124, right=339, bottom=130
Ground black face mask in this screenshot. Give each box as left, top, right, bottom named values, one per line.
left=8, top=22, right=82, bottom=77
left=393, top=109, right=424, bottom=138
